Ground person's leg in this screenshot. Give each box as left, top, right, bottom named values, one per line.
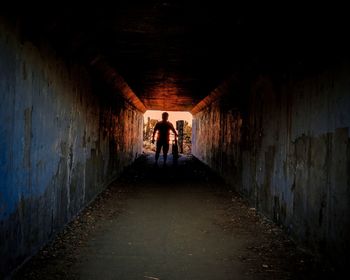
left=163, top=143, right=169, bottom=165
left=155, top=141, right=162, bottom=165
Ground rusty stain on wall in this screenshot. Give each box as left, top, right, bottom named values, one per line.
left=23, top=107, right=33, bottom=169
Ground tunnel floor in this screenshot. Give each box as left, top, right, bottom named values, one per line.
left=14, top=152, right=329, bottom=280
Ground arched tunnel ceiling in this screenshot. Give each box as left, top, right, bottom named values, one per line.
left=11, top=1, right=349, bottom=111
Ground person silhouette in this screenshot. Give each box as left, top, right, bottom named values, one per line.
left=151, top=112, right=178, bottom=166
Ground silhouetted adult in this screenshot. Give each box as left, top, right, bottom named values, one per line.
left=151, top=112, right=178, bottom=166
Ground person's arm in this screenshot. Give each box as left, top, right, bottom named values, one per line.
left=170, top=123, right=178, bottom=137
left=152, top=123, right=158, bottom=144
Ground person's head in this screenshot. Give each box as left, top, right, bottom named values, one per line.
left=162, top=112, right=169, bottom=121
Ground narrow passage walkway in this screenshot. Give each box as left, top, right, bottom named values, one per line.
left=14, top=153, right=326, bottom=280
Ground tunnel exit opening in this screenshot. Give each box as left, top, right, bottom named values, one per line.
left=143, top=110, right=193, bottom=155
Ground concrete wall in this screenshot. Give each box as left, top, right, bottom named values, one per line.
left=0, top=20, right=143, bottom=277
left=192, top=65, right=350, bottom=266
left=192, top=98, right=243, bottom=188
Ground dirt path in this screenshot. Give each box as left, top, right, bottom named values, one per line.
left=14, top=153, right=329, bottom=279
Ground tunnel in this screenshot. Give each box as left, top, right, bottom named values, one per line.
left=1, top=2, right=350, bottom=278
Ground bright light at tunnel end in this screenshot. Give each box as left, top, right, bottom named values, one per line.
left=143, top=110, right=192, bottom=125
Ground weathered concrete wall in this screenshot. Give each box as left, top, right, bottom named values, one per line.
left=192, top=66, right=350, bottom=266
left=192, top=99, right=243, bottom=188
left=0, top=20, right=143, bottom=277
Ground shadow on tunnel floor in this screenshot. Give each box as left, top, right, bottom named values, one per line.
left=119, top=151, right=225, bottom=186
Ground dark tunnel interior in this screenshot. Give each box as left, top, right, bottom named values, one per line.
left=1, top=1, right=350, bottom=278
